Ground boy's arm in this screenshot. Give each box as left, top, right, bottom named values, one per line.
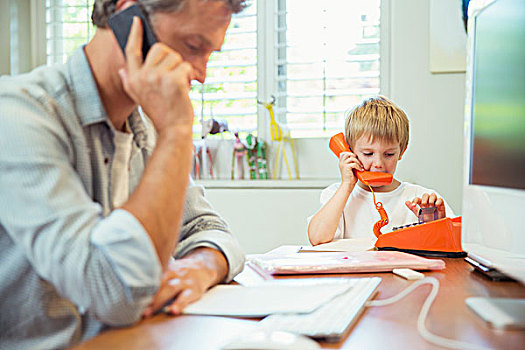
left=308, top=182, right=354, bottom=245
left=308, top=151, right=362, bottom=245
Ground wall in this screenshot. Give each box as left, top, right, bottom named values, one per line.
left=201, top=183, right=327, bottom=254
left=0, top=0, right=10, bottom=75
left=388, top=0, right=466, bottom=216
left=199, top=0, right=467, bottom=254
left=0, top=0, right=44, bottom=75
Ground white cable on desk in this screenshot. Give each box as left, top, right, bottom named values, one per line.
left=366, top=277, right=493, bottom=350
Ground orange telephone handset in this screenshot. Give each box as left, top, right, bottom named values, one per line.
left=329, top=133, right=393, bottom=187
left=329, top=132, right=391, bottom=237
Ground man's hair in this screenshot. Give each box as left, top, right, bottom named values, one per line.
left=92, top=0, right=247, bottom=28
left=344, top=96, right=409, bottom=152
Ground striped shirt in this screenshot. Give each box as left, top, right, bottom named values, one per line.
left=0, top=46, right=244, bottom=349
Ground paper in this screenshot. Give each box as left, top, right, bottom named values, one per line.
left=233, top=261, right=274, bottom=287
left=182, top=280, right=353, bottom=317
left=248, top=250, right=446, bottom=275
left=300, top=238, right=376, bottom=252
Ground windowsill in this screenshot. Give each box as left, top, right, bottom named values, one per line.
left=193, top=135, right=334, bottom=143
left=195, top=178, right=336, bottom=189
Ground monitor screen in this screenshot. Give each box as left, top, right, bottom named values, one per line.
left=469, top=0, right=525, bottom=190
left=462, top=0, right=525, bottom=284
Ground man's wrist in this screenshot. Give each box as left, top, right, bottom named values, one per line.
left=184, top=247, right=229, bottom=286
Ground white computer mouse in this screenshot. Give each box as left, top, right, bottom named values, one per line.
left=222, top=330, right=321, bottom=350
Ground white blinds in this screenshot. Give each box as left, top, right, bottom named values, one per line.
left=46, top=0, right=95, bottom=65
left=189, top=0, right=258, bottom=137
left=43, top=0, right=259, bottom=138
left=43, top=0, right=382, bottom=139
left=275, top=0, right=381, bottom=137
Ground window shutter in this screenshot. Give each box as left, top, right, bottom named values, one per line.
left=43, top=0, right=383, bottom=140
left=190, top=0, right=258, bottom=138
left=46, top=0, right=95, bottom=65
left=275, top=0, right=381, bottom=137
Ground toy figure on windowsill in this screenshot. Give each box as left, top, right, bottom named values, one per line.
left=194, top=144, right=214, bottom=179
left=231, top=132, right=246, bottom=180
left=258, top=96, right=298, bottom=180
left=245, top=134, right=268, bottom=180
left=202, top=118, right=229, bottom=139
left=192, top=144, right=200, bottom=180
left=245, top=134, right=257, bottom=179
left=257, top=137, right=268, bottom=179
left=198, top=118, right=229, bottom=179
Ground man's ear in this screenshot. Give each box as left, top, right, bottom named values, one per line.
left=116, top=0, right=137, bottom=11
left=399, top=147, right=407, bottom=160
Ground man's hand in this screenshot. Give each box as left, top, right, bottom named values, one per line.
left=405, top=193, right=447, bottom=219
left=118, top=16, right=194, bottom=134
left=142, top=247, right=228, bottom=317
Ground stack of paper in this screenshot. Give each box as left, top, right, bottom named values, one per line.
left=182, top=279, right=356, bottom=317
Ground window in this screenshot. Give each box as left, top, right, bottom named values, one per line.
left=276, top=0, right=381, bottom=138
left=46, top=0, right=95, bottom=65
left=44, top=0, right=383, bottom=139
left=190, top=0, right=257, bottom=138
left=194, top=0, right=382, bottom=139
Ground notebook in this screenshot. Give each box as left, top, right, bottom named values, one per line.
left=248, top=250, right=445, bottom=275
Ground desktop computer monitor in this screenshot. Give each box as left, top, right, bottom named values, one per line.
left=462, top=0, right=525, bottom=329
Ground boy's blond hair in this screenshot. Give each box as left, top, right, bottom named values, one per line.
left=344, top=96, right=409, bottom=152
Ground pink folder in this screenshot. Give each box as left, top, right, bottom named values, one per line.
left=248, top=251, right=445, bottom=275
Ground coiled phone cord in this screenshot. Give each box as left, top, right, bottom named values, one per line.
left=367, top=184, right=389, bottom=238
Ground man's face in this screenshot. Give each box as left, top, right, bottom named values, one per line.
left=150, top=0, right=232, bottom=83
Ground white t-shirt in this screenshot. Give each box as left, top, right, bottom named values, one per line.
left=309, top=181, right=455, bottom=240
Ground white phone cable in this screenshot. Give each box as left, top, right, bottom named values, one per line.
left=366, top=277, right=492, bottom=350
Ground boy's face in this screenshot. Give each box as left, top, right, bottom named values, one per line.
left=352, top=135, right=402, bottom=176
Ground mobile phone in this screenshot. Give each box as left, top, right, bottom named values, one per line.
left=108, top=4, right=158, bottom=60
left=329, top=132, right=393, bottom=186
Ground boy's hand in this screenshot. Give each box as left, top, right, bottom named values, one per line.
left=405, top=193, right=446, bottom=219
left=339, top=151, right=364, bottom=186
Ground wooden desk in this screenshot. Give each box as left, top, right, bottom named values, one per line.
left=72, top=259, right=525, bottom=350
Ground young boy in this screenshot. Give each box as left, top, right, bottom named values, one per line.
left=308, top=96, right=455, bottom=246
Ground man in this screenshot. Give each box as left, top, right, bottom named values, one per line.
left=0, top=0, right=246, bottom=348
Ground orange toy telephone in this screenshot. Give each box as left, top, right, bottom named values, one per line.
left=375, top=215, right=465, bottom=258
left=329, top=133, right=466, bottom=258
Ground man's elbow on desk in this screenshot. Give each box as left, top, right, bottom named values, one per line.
left=91, top=290, right=155, bottom=327
left=85, top=210, right=162, bottom=326
left=83, top=251, right=160, bottom=327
